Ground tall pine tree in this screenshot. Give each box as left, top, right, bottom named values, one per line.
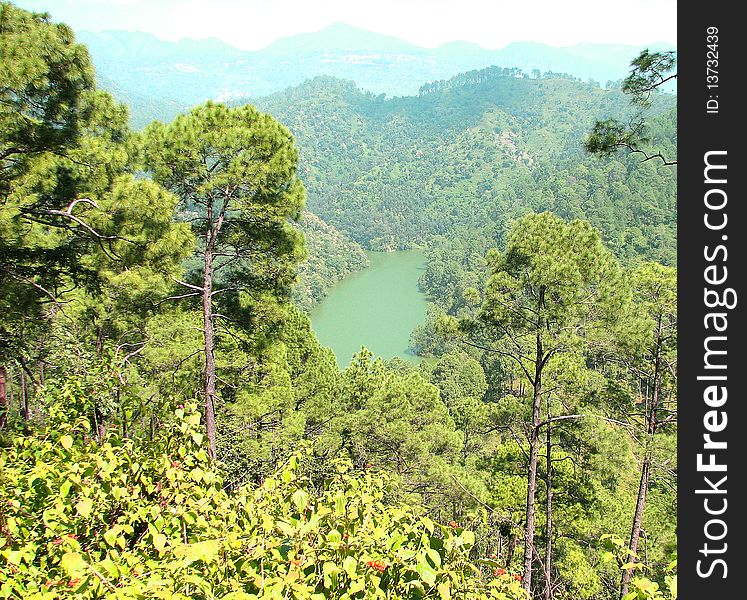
left=140, top=102, right=306, bottom=458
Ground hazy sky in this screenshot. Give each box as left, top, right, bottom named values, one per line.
left=13, top=0, right=677, bottom=50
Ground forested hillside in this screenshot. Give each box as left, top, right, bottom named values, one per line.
left=293, top=211, right=369, bottom=311
left=256, top=71, right=676, bottom=265
left=1, top=3, right=676, bottom=600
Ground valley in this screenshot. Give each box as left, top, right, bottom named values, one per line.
left=0, top=5, right=678, bottom=598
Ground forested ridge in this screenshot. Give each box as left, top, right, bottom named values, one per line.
left=76, top=25, right=674, bottom=129
left=1, top=3, right=676, bottom=600
left=255, top=70, right=675, bottom=264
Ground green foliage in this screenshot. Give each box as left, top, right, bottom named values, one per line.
left=468, top=212, right=628, bottom=361
left=600, top=535, right=677, bottom=600
left=584, top=119, right=644, bottom=157
left=0, top=389, right=527, bottom=600
left=256, top=74, right=675, bottom=265
left=293, top=212, right=368, bottom=311
left=0, top=7, right=678, bottom=599
left=215, top=307, right=341, bottom=483
left=140, top=100, right=306, bottom=297
left=0, top=1, right=96, bottom=197
left=621, top=51, right=677, bottom=108
left=585, top=50, right=676, bottom=166
left=336, top=351, right=462, bottom=493
left=0, top=2, right=193, bottom=396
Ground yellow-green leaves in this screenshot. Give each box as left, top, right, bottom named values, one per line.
left=152, top=533, right=168, bottom=554
left=182, top=539, right=221, bottom=563
left=75, top=498, right=93, bottom=518
left=60, top=435, right=73, bottom=451
left=1, top=403, right=528, bottom=600
left=60, top=552, right=87, bottom=577
left=291, top=489, right=309, bottom=514
left=438, top=581, right=452, bottom=600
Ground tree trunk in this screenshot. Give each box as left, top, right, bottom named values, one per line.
left=95, top=410, right=107, bottom=442
left=522, top=328, right=544, bottom=594
left=21, top=368, right=29, bottom=421
left=506, top=532, right=518, bottom=569
left=620, top=325, right=663, bottom=598
left=18, top=357, right=36, bottom=421
left=621, top=457, right=651, bottom=596
left=95, top=324, right=104, bottom=355
left=202, top=227, right=218, bottom=460
left=0, top=365, right=8, bottom=429
left=544, top=399, right=553, bottom=600
left=7, top=366, right=13, bottom=412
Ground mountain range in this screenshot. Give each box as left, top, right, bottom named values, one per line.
left=76, top=23, right=675, bottom=128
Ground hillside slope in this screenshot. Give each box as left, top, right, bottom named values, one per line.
left=255, top=71, right=676, bottom=264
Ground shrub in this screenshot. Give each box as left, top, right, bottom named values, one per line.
left=0, top=382, right=526, bottom=599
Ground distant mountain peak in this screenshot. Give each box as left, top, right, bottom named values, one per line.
left=76, top=25, right=675, bottom=129
left=263, top=22, right=422, bottom=54
left=434, top=40, right=486, bottom=54
left=78, top=29, right=245, bottom=63
left=172, top=36, right=243, bottom=53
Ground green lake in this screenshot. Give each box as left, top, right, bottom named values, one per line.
left=310, top=250, right=429, bottom=367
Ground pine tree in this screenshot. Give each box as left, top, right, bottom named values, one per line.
left=458, top=212, right=629, bottom=594
left=1, top=3, right=192, bottom=426
left=617, top=263, right=676, bottom=598
left=140, top=101, right=306, bottom=458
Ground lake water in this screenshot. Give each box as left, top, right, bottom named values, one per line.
left=310, top=250, right=429, bottom=368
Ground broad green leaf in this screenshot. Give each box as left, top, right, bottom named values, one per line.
left=426, top=548, right=442, bottom=568
left=59, top=479, right=73, bottom=498
left=291, top=489, right=309, bottom=514
left=76, top=497, right=93, bottom=518
left=103, top=528, right=117, bottom=547
left=153, top=533, right=168, bottom=553
left=343, top=555, right=357, bottom=578
left=60, top=552, right=87, bottom=577
left=416, top=561, right=437, bottom=586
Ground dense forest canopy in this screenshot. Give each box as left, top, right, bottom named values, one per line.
left=255, top=71, right=675, bottom=265
left=1, top=3, right=676, bottom=600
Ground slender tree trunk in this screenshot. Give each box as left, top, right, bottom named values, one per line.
left=95, top=324, right=104, bottom=355
left=522, top=327, right=544, bottom=594
left=119, top=387, right=128, bottom=439
left=621, top=326, right=663, bottom=598
left=7, top=366, right=13, bottom=412
left=95, top=411, right=107, bottom=442
left=202, top=226, right=218, bottom=460
left=18, top=356, right=37, bottom=421
left=621, top=457, right=651, bottom=596
left=544, top=399, right=553, bottom=600
left=506, top=532, right=518, bottom=569
left=0, top=365, right=8, bottom=429
left=21, top=368, right=29, bottom=421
